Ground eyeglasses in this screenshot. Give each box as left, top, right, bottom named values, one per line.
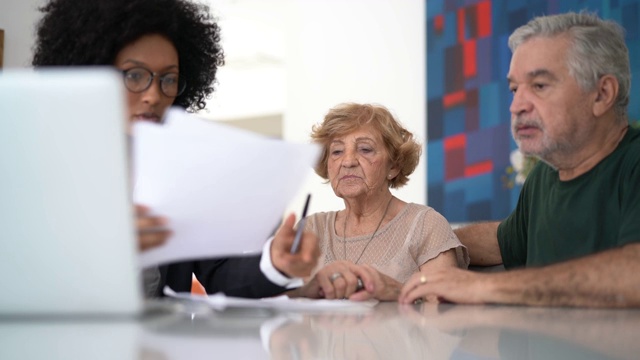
left=121, top=67, right=186, bottom=98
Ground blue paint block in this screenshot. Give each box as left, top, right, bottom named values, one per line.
left=490, top=124, right=512, bottom=169
left=475, top=37, right=493, bottom=84
left=443, top=107, right=466, bottom=136
left=466, top=128, right=495, bottom=164
left=468, top=200, right=493, bottom=220
left=427, top=140, right=445, bottom=184
left=478, top=83, right=501, bottom=129
left=465, top=173, right=493, bottom=203
left=622, top=3, right=639, bottom=39
left=427, top=98, right=444, bottom=140
left=442, top=12, right=459, bottom=47
left=506, top=0, right=529, bottom=11
left=428, top=183, right=445, bottom=213
left=427, top=0, right=444, bottom=19
left=443, top=188, right=466, bottom=222
left=427, top=51, right=445, bottom=99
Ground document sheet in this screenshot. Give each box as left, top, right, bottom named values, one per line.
left=134, top=108, right=320, bottom=268
left=164, top=287, right=377, bottom=313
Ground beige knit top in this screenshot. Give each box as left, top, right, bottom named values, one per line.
left=305, top=203, right=469, bottom=283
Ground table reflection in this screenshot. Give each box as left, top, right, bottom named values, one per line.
left=1, top=302, right=639, bottom=360
left=267, top=303, right=460, bottom=360
left=399, top=303, right=640, bottom=360
left=140, top=307, right=274, bottom=359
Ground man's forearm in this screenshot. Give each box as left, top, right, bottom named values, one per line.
left=454, top=222, right=502, bottom=266
left=486, top=243, right=640, bottom=307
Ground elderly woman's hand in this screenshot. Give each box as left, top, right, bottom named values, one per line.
left=346, top=264, right=403, bottom=301
left=135, top=204, right=171, bottom=251
left=290, top=261, right=401, bottom=301
left=270, top=213, right=320, bottom=278
left=312, top=260, right=367, bottom=300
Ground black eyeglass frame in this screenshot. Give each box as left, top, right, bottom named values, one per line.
left=121, top=67, right=186, bottom=98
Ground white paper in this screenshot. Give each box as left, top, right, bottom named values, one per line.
left=163, top=287, right=378, bottom=314
left=134, top=108, right=320, bottom=268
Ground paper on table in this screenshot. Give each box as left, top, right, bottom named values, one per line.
left=163, top=287, right=378, bottom=314
left=135, top=108, right=320, bottom=268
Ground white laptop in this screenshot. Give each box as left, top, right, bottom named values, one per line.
left=0, top=68, right=144, bottom=317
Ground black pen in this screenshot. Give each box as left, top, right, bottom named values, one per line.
left=290, top=193, right=311, bottom=254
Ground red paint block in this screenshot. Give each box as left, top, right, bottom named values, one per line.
left=443, top=90, right=467, bottom=108
left=463, top=40, right=477, bottom=78
left=465, top=160, right=494, bottom=177
left=477, top=0, right=492, bottom=37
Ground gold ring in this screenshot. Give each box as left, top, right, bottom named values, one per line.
left=419, top=275, right=427, bottom=284
left=329, top=272, right=343, bottom=282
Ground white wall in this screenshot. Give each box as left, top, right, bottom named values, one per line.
left=201, top=0, right=288, bottom=122
left=282, top=0, right=426, bottom=216
left=0, top=0, right=44, bottom=68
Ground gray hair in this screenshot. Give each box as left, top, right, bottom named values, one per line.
left=508, top=12, right=630, bottom=119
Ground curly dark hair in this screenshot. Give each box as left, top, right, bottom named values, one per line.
left=32, top=0, right=224, bottom=111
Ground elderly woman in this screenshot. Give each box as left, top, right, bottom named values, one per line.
left=290, top=103, right=468, bottom=301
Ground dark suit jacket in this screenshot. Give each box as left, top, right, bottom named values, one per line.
left=155, top=255, right=289, bottom=298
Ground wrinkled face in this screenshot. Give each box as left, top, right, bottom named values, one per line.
left=326, top=125, right=396, bottom=200
left=507, top=35, right=598, bottom=163
left=114, top=34, right=179, bottom=123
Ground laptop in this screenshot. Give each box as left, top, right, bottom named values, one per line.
left=0, top=68, right=144, bottom=317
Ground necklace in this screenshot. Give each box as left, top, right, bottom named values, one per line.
left=341, top=196, right=393, bottom=264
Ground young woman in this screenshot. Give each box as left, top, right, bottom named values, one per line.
left=32, top=0, right=319, bottom=298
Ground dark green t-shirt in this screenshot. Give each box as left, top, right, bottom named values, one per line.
left=498, top=127, right=640, bottom=269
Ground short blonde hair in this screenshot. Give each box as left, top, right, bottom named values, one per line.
left=310, top=103, right=421, bottom=189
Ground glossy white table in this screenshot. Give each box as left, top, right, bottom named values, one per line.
left=1, top=302, right=638, bottom=359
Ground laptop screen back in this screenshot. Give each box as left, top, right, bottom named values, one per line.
left=0, top=68, right=142, bottom=316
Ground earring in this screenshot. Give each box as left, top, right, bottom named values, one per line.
left=388, top=174, right=393, bottom=179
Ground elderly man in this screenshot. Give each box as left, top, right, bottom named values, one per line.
left=400, top=12, right=640, bottom=307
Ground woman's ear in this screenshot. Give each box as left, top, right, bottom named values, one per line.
left=593, top=75, right=618, bottom=117
left=387, top=164, right=401, bottom=180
